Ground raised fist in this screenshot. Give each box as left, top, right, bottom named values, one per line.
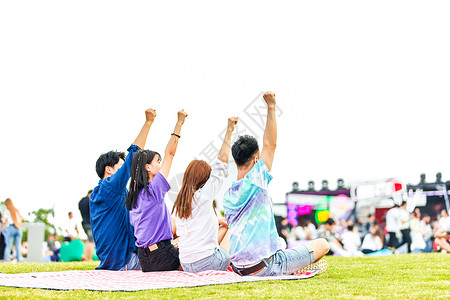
left=227, top=117, right=238, bottom=131
left=263, top=91, right=276, bottom=105
left=177, top=109, right=188, bottom=124
left=145, top=108, right=157, bottom=122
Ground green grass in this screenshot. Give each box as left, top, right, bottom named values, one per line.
left=0, top=254, right=449, bottom=299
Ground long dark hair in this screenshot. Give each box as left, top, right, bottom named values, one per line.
left=126, top=149, right=160, bottom=210
left=172, top=160, right=212, bottom=219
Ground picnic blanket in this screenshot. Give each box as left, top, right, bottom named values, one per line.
left=0, top=269, right=320, bottom=291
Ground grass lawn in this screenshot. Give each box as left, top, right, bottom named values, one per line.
left=0, top=253, right=449, bottom=299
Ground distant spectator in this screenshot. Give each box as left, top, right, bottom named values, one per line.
left=46, top=233, right=61, bottom=262
left=2, top=198, right=24, bottom=262
left=62, top=212, right=79, bottom=242
left=410, top=208, right=426, bottom=253
left=361, top=223, right=383, bottom=254
left=0, top=212, right=6, bottom=259
left=319, top=218, right=350, bottom=257
left=434, top=209, right=450, bottom=253
left=79, top=190, right=95, bottom=261
left=385, top=204, right=400, bottom=251
left=420, top=214, right=433, bottom=253
left=341, top=225, right=362, bottom=256
left=365, top=214, right=375, bottom=234
left=398, top=202, right=411, bottom=253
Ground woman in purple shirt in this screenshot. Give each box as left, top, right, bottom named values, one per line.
left=126, top=109, right=188, bottom=272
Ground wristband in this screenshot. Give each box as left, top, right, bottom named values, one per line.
left=171, top=132, right=181, bottom=138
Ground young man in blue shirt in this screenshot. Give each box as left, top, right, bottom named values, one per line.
left=90, top=108, right=156, bottom=270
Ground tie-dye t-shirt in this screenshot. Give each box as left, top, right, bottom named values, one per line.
left=223, top=159, right=286, bottom=267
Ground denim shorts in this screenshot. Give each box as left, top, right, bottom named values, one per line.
left=119, top=252, right=142, bottom=271
left=181, top=248, right=229, bottom=273
left=242, top=243, right=315, bottom=277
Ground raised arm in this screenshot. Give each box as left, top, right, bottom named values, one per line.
left=260, top=91, right=277, bottom=171
left=160, top=109, right=188, bottom=179
left=217, top=117, right=238, bottom=163
left=132, top=108, right=157, bottom=149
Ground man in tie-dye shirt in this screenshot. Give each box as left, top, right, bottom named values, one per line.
left=224, top=91, right=330, bottom=276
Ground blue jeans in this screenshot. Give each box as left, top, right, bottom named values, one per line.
left=181, top=248, right=229, bottom=273
left=237, top=243, right=315, bottom=277
left=3, top=224, right=22, bottom=262
left=119, top=252, right=142, bottom=271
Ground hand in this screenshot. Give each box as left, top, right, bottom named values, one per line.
left=263, top=91, right=276, bottom=106
left=227, top=117, right=238, bottom=131
left=177, top=109, right=188, bottom=124
left=145, top=108, right=157, bottom=122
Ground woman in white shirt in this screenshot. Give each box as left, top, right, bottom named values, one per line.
left=361, top=223, right=383, bottom=254
left=172, top=117, right=237, bottom=273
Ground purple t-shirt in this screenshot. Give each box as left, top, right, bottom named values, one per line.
left=129, top=172, right=172, bottom=248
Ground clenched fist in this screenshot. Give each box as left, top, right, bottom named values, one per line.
left=177, top=109, right=188, bottom=124
left=227, top=117, right=238, bottom=132
left=145, top=108, right=157, bottom=122
left=263, top=91, right=276, bottom=106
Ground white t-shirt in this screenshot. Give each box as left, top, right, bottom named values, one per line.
left=341, top=230, right=361, bottom=253
left=398, top=208, right=410, bottom=230
left=175, top=160, right=228, bottom=264
left=439, top=216, right=450, bottom=232
left=63, top=218, right=78, bottom=237
left=385, top=207, right=400, bottom=233
left=4, top=209, right=20, bottom=227
left=361, top=234, right=383, bottom=251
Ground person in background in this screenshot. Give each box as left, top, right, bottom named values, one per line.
left=277, top=218, right=292, bottom=244
left=410, top=208, right=426, bottom=253
left=341, top=224, right=363, bottom=256
left=398, top=201, right=411, bottom=253
left=62, top=212, right=79, bottom=242
left=318, top=218, right=350, bottom=257
left=385, top=204, right=400, bottom=251
left=46, top=233, right=61, bottom=262
left=2, top=198, right=24, bottom=262
left=302, top=218, right=318, bottom=240
left=365, top=214, right=376, bottom=234
left=79, top=189, right=94, bottom=261
left=434, top=209, right=450, bottom=253
left=0, top=212, right=6, bottom=259
left=360, top=223, right=383, bottom=254
left=420, top=214, right=433, bottom=253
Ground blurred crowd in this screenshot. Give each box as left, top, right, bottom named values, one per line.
left=278, top=204, right=450, bottom=256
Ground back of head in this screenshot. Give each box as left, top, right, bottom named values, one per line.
left=95, top=151, right=126, bottom=179
left=347, top=225, right=354, bottom=231
left=326, top=218, right=335, bottom=226
left=125, top=149, right=160, bottom=210
left=4, top=198, right=15, bottom=212
left=172, top=160, right=212, bottom=219
left=231, top=135, right=259, bottom=167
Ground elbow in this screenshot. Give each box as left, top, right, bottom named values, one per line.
left=165, top=148, right=176, bottom=158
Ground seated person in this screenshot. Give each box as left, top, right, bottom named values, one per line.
left=341, top=225, right=362, bottom=256
left=172, top=117, right=237, bottom=273
left=224, top=91, right=330, bottom=277
left=126, top=109, right=187, bottom=272
left=361, top=223, right=384, bottom=254
left=434, top=209, right=450, bottom=253
left=90, top=108, right=155, bottom=270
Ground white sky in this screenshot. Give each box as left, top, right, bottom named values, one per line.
left=1, top=1, right=450, bottom=233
